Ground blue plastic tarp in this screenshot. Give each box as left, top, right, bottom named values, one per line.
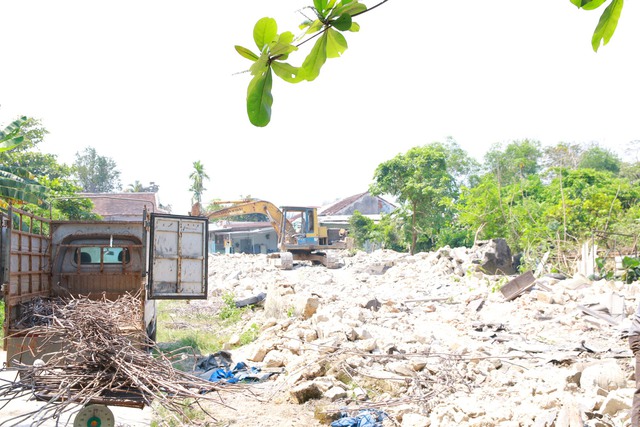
left=330, top=409, right=388, bottom=427
left=208, top=361, right=270, bottom=384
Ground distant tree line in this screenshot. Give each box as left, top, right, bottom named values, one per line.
left=352, top=138, right=639, bottom=274
left=0, top=117, right=170, bottom=218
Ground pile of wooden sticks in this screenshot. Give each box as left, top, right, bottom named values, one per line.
left=0, top=293, right=239, bottom=426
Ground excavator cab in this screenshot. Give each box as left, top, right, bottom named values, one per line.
left=281, top=206, right=327, bottom=246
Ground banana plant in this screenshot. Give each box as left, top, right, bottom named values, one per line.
left=0, top=116, right=49, bottom=207
left=235, top=0, right=367, bottom=127
left=570, top=0, right=624, bottom=51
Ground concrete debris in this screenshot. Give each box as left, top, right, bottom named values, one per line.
left=205, top=244, right=638, bottom=426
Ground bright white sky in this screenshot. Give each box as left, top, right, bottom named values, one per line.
left=1, top=1, right=639, bottom=215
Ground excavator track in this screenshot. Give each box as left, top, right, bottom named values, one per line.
left=267, top=252, right=293, bottom=270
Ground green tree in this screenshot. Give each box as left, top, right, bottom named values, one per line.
left=458, top=174, right=512, bottom=245
left=73, top=147, right=121, bottom=193
left=126, top=181, right=144, bottom=192
left=1, top=118, right=96, bottom=219
left=0, top=116, right=49, bottom=207
left=370, top=144, right=456, bottom=254
left=542, top=142, right=584, bottom=170
left=189, top=161, right=209, bottom=208
left=578, top=144, right=621, bottom=174
left=0, top=117, right=52, bottom=207
left=437, top=137, right=481, bottom=190
left=348, top=211, right=376, bottom=249
left=484, top=139, right=542, bottom=186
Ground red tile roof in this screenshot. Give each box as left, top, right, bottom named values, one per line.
left=80, top=193, right=166, bottom=218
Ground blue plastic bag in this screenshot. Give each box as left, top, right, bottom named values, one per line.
left=330, top=409, right=388, bottom=427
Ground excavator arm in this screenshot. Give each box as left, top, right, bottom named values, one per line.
left=207, top=200, right=344, bottom=269
left=207, top=200, right=296, bottom=245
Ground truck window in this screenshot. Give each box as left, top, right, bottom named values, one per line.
left=75, top=247, right=130, bottom=264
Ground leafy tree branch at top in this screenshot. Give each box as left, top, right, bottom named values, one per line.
left=235, top=0, right=381, bottom=127
left=571, top=0, right=624, bottom=51
left=236, top=0, right=625, bottom=127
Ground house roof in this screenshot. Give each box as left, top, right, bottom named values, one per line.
left=319, top=192, right=396, bottom=216
left=80, top=192, right=166, bottom=218
left=320, top=192, right=368, bottom=215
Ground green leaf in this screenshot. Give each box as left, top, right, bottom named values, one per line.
left=303, top=19, right=324, bottom=35
left=0, top=170, right=49, bottom=206
left=272, top=61, right=305, bottom=83
left=622, top=256, right=640, bottom=269
left=331, top=13, right=352, bottom=31
left=0, top=116, right=27, bottom=152
left=249, top=52, right=269, bottom=76
left=246, top=67, right=273, bottom=127
left=350, top=22, right=361, bottom=32
left=253, top=17, right=278, bottom=51
left=299, top=19, right=314, bottom=30
left=314, top=0, right=328, bottom=15
left=331, top=1, right=367, bottom=18
left=269, top=31, right=298, bottom=58
left=301, top=32, right=328, bottom=81
left=235, top=45, right=259, bottom=61
left=326, top=28, right=348, bottom=58
left=571, top=0, right=608, bottom=9
left=591, top=0, right=623, bottom=52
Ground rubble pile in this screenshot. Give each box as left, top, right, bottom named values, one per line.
left=205, top=241, right=637, bottom=426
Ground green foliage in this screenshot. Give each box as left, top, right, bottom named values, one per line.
left=595, top=257, right=615, bottom=280
left=286, top=305, right=296, bottom=317
left=0, top=116, right=27, bottom=151
left=73, top=146, right=122, bottom=193
left=370, top=143, right=457, bottom=254
left=156, top=301, right=225, bottom=354
left=484, top=139, right=542, bottom=186
left=622, top=256, right=640, bottom=284
left=189, top=160, right=209, bottom=207
left=578, top=145, right=621, bottom=174
left=455, top=139, right=640, bottom=273
left=0, top=116, right=50, bottom=207
left=232, top=2, right=624, bottom=125
left=238, top=323, right=260, bottom=346
left=570, top=0, right=623, bottom=51
left=0, top=118, right=98, bottom=219
left=218, top=292, right=246, bottom=323
left=235, top=1, right=367, bottom=126
left=348, top=211, right=376, bottom=248
left=543, top=142, right=584, bottom=169
left=490, top=277, right=509, bottom=293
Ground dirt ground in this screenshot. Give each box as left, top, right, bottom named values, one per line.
left=198, top=382, right=326, bottom=427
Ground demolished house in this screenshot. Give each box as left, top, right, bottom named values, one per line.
left=3, top=217, right=639, bottom=426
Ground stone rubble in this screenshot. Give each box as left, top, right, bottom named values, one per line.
left=204, top=241, right=638, bottom=427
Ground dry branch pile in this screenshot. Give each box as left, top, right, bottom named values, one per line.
left=0, top=294, right=240, bottom=426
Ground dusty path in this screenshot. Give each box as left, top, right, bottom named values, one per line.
left=202, top=381, right=325, bottom=427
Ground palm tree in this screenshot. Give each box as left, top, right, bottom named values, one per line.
left=189, top=161, right=209, bottom=214
left=126, top=180, right=144, bottom=192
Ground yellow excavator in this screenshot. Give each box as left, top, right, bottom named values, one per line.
left=207, top=200, right=348, bottom=269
